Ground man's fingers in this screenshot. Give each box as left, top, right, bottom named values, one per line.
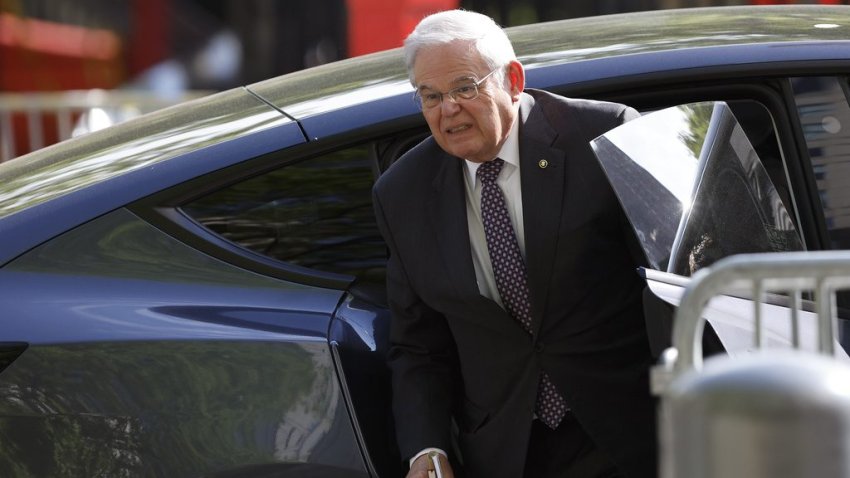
left=407, top=453, right=456, bottom=478
left=406, top=455, right=434, bottom=478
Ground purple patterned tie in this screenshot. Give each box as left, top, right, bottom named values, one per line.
left=477, top=158, right=568, bottom=430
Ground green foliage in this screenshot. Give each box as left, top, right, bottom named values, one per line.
left=680, top=103, right=713, bottom=160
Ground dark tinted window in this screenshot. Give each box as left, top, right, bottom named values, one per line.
left=790, top=76, right=850, bottom=250
left=181, top=145, right=386, bottom=282
left=593, top=101, right=801, bottom=276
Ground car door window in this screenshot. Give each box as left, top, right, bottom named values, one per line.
left=592, top=101, right=803, bottom=276
left=180, top=145, right=386, bottom=283
left=789, top=76, right=850, bottom=250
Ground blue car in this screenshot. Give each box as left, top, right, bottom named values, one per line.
left=2, top=5, right=850, bottom=477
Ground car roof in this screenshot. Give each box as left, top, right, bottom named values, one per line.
left=1, top=5, right=849, bottom=264
left=5, top=5, right=849, bottom=189
left=250, top=5, right=850, bottom=119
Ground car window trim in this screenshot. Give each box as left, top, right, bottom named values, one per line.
left=130, top=142, right=370, bottom=290
left=779, top=77, right=835, bottom=252
left=130, top=127, right=430, bottom=289
left=134, top=205, right=356, bottom=290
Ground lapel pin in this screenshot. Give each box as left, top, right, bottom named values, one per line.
left=538, top=159, right=548, bottom=169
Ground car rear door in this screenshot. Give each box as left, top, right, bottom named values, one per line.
left=589, top=101, right=849, bottom=358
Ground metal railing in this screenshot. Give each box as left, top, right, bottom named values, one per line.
left=0, top=89, right=212, bottom=163
left=653, top=251, right=850, bottom=393
left=652, top=250, right=850, bottom=394
left=654, top=251, right=850, bottom=478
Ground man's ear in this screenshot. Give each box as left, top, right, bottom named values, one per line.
left=507, top=60, right=525, bottom=101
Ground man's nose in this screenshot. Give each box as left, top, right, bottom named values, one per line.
left=440, top=96, right=461, bottom=115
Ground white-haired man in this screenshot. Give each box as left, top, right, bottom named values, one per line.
left=373, top=9, right=657, bottom=478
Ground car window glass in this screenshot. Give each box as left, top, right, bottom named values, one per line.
left=180, top=145, right=386, bottom=283
left=726, top=100, right=796, bottom=224
left=789, top=76, right=850, bottom=250
left=592, top=101, right=803, bottom=276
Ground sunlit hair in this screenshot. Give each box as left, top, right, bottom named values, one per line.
left=403, top=9, right=517, bottom=88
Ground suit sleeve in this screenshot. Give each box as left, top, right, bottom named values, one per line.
left=373, top=186, right=458, bottom=462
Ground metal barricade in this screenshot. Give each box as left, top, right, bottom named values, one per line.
left=654, top=251, right=850, bottom=478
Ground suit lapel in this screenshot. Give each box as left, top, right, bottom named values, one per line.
left=518, top=93, right=568, bottom=337
left=427, top=154, right=480, bottom=299
left=427, top=150, right=520, bottom=335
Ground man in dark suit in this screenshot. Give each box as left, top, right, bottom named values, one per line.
left=372, top=9, right=657, bottom=478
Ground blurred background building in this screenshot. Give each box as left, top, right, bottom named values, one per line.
left=0, top=0, right=847, bottom=160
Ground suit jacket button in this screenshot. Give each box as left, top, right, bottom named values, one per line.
left=535, top=342, right=545, bottom=353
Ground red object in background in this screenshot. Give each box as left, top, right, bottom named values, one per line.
left=0, top=12, right=124, bottom=157
left=128, top=0, right=170, bottom=76
left=346, top=0, right=460, bottom=57
left=0, top=13, right=124, bottom=91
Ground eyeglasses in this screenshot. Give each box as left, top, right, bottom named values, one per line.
left=414, top=67, right=500, bottom=109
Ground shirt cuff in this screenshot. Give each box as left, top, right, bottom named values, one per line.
left=409, top=448, right=447, bottom=468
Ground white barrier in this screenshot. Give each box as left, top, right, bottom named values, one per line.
left=0, top=89, right=211, bottom=163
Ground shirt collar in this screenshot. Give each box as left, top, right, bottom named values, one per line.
left=464, top=114, right=521, bottom=185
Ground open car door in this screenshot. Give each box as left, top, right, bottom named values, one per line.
left=590, top=101, right=847, bottom=359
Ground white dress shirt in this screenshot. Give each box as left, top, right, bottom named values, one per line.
left=463, top=116, right=524, bottom=305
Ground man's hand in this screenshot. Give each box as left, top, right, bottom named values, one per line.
left=406, top=452, right=455, bottom=478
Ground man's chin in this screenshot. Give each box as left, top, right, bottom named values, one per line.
left=444, top=145, right=485, bottom=162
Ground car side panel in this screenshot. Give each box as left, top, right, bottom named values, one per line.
left=0, top=208, right=367, bottom=477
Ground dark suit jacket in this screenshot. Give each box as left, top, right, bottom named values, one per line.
left=373, top=89, right=657, bottom=478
